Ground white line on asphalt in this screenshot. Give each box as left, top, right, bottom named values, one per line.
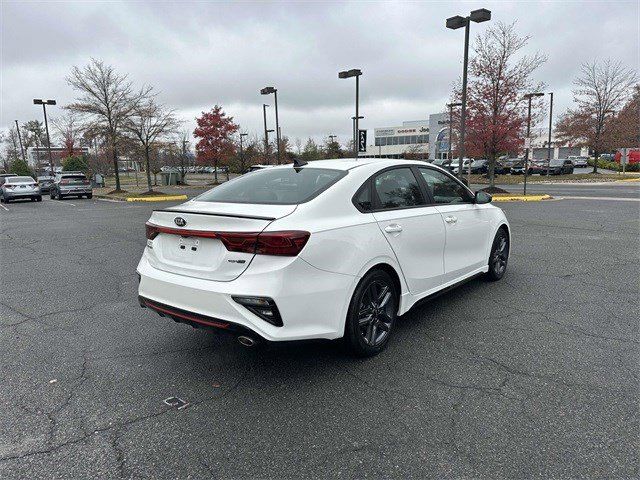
left=0, top=204, right=8, bottom=211
left=559, top=196, right=640, bottom=202
left=96, top=198, right=124, bottom=203
left=54, top=201, right=77, bottom=207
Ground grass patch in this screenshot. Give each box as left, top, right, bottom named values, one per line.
left=470, top=173, right=638, bottom=184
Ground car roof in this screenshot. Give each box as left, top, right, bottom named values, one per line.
left=272, top=158, right=434, bottom=172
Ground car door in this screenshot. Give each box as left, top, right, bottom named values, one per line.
left=369, top=166, right=446, bottom=295
left=417, top=167, right=492, bottom=282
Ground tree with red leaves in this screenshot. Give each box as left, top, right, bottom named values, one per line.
left=193, top=106, right=239, bottom=183
left=450, top=22, right=546, bottom=188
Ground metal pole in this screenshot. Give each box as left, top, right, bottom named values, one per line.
left=274, top=91, right=281, bottom=164
left=458, top=18, right=470, bottom=179
left=14, top=120, right=26, bottom=162
left=547, top=92, right=553, bottom=176
left=448, top=105, right=453, bottom=161
left=263, top=104, right=270, bottom=164
left=239, top=135, right=244, bottom=172
left=354, top=75, right=359, bottom=158
left=352, top=117, right=356, bottom=155
left=524, top=95, right=532, bottom=195
left=42, top=104, right=54, bottom=175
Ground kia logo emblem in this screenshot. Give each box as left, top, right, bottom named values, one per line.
left=174, top=217, right=186, bottom=227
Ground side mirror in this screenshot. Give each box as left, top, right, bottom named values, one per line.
left=475, top=191, right=492, bottom=204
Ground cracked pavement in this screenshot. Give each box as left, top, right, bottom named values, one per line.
left=0, top=193, right=638, bottom=479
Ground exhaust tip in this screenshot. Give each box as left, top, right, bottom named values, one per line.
left=237, top=335, right=257, bottom=347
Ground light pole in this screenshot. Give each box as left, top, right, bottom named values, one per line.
left=352, top=116, right=364, bottom=156
left=239, top=133, right=248, bottom=172
left=33, top=99, right=56, bottom=176
left=446, top=102, right=462, bottom=161
left=261, top=87, right=281, bottom=164
left=446, top=8, right=491, bottom=178
left=523, top=92, right=544, bottom=194
left=546, top=92, right=554, bottom=176
left=262, top=103, right=271, bottom=164
left=339, top=68, right=363, bottom=158
left=14, top=120, right=26, bottom=163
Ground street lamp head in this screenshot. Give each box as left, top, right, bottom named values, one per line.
left=524, top=92, right=545, bottom=99
left=447, top=102, right=463, bottom=108
left=46, top=100, right=57, bottom=105
left=260, top=87, right=276, bottom=95
left=240, top=133, right=248, bottom=137
left=446, top=15, right=467, bottom=30
left=33, top=99, right=43, bottom=105
left=267, top=129, right=275, bottom=133
left=351, top=115, right=364, bottom=120
left=469, top=8, right=491, bottom=23
left=338, top=69, right=362, bottom=79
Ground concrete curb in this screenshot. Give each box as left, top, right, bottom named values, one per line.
left=492, top=194, right=552, bottom=202
left=125, top=195, right=188, bottom=202
left=615, top=178, right=640, bottom=183
left=95, top=194, right=188, bottom=202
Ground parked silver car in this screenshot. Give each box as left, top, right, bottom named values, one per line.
left=0, top=175, right=42, bottom=203
left=50, top=172, right=93, bottom=200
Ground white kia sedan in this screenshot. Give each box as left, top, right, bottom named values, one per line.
left=137, top=159, right=510, bottom=356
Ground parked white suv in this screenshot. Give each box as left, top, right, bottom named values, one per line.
left=137, top=159, right=510, bottom=356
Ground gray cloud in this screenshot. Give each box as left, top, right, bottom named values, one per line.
left=1, top=1, right=638, bottom=145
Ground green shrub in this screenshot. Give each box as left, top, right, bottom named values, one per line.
left=586, top=158, right=639, bottom=172
left=62, top=156, right=88, bottom=173
left=9, top=158, right=33, bottom=176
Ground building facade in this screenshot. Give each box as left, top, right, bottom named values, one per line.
left=27, top=146, right=90, bottom=169
left=360, top=121, right=429, bottom=159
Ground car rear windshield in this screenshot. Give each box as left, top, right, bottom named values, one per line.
left=196, top=167, right=346, bottom=205
left=62, top=175, right=87, bottom=180
left=8, top=176, right=35, bottom=183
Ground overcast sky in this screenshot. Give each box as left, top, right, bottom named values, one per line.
left=1, top=1, right=638, bottom=148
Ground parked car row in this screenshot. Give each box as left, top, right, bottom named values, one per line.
left=432, top=158, right=579, bottom=176
left=160, top=166, right=228, bottom=174
left=0, top=172, right=92, bottom=203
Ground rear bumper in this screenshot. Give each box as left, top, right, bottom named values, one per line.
left=60, top=187, right=92, bottom=195
left=4, top=190, right=40, bottom=199
left=136, top=253, right=356, bottom=342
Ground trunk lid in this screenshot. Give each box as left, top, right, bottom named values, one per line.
left=146, top=201, right=296, bottom=281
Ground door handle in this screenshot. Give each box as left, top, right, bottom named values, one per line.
left=444, top=215, right=458, bottom=224
left=384, top=224, right=403, bottom=233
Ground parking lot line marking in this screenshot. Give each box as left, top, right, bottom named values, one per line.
left=0, top=204, right=8, bottom=211
left=560, top=196, right=640, bottom=202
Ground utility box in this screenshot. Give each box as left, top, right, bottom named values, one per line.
left=160, top=172, right=179, bottom=185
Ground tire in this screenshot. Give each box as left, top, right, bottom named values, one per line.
left=486, top=229, right=509, bottom=281
left=50, top=191, right=55, bottom=199
left=58, top=193, right=64, bottom=200
left=36, top=196, right=42, bottom=202
left=87, top=194, right=93, bottom=199
left=344, top=269, right=398, bottom=357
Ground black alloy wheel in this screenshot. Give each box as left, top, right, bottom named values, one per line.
left=344, top=269, right=398, bottom=357
left=487, top=229, right=509, bottom=281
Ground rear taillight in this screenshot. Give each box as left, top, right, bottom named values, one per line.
left=144, top=222, right=309, bottom=256
left=145, top=223, right=160, bottom=240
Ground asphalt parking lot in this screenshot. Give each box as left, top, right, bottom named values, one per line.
left=1, top=187, right=638, bottom=479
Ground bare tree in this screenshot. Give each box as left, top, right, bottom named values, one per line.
left=556, top=59, right=637, bottom=173
left=66, top=59, right=151, bottom=191
left=124, top=97, right=180, bottom=192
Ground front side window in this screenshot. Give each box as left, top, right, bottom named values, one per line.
left=419, top=168, right=472, bottom=204
left=373, top=168, right=424, bottom=209
left=196, top=167, right=345, bottom=205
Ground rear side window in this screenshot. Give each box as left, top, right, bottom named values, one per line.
left=196, top=167, right=346, bottom=205
left=373, top=168, right=424, bottom=209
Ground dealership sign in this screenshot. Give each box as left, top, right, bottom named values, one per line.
left=374, top=125, right=429, bottom=138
